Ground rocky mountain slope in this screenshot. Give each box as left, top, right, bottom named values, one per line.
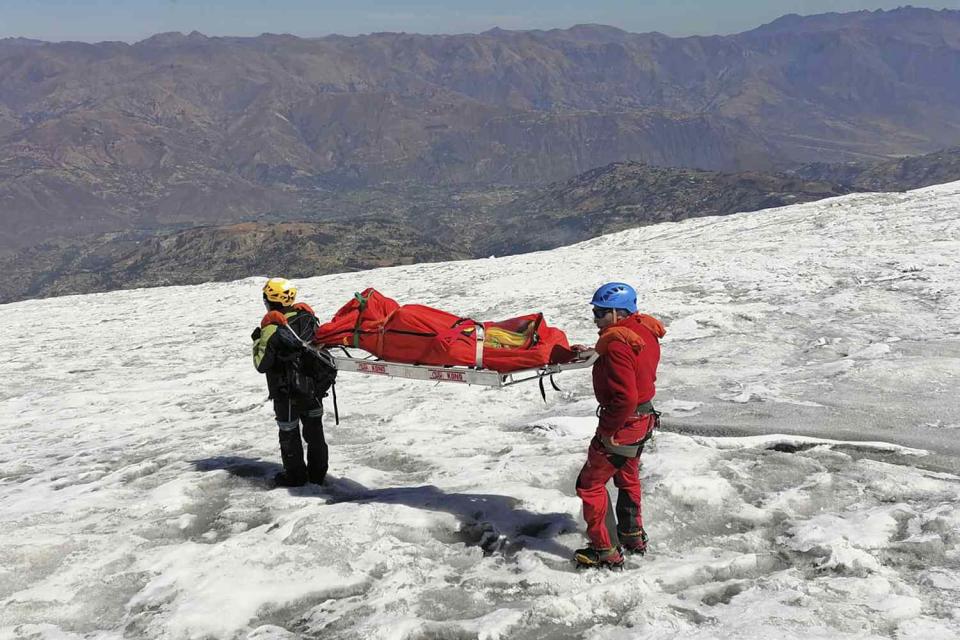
left=1, top=7, right=960, bottom=248
left=476, top=164, right=845, bottom=256
left=475, top=146, right=960, bottom=255
left=6, top=221, right=467, bottom=301
left=791, top=147, right=960, bottom=192
left=5, top=146, right=959, bottom=304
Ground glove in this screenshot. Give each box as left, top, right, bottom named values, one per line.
left=261, top=310, right=288, bottom=328
left=251, top=327, right=262, bottom=341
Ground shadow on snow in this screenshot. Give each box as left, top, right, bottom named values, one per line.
left=192, top=456, right=577, bottom=559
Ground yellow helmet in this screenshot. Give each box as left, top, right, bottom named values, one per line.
left=262, top=277, right=297, bottom=305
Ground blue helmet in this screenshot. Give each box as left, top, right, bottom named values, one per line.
left=591, top=282, right=637, bottom=314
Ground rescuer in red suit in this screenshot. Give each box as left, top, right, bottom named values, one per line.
left=574, top=282, right=666, bottom=569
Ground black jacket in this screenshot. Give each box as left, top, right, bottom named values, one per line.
left=252, top=305, right=326, bottom=399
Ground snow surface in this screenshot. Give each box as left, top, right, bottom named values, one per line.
left=2, top=183, right=960, bottom=639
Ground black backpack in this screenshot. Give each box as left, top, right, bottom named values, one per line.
left=276, top=310, right=338, bottom=400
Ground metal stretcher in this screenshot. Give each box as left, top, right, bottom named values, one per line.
left=315, top=345, right=599, bottom=396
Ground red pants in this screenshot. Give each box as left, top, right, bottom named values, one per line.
left=576, top=415, right=654, bottom=549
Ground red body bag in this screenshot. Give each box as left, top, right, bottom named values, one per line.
left=313, top=288, right=576, bottom=373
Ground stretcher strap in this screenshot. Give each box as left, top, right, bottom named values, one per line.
left=376, top=309, right=399, bottom=356
left=474, top=324, right=485, bottom=369
left=351, top=292, right=369, bottom=348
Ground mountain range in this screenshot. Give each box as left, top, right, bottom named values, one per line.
left=4, top=145, right=958, bottom=304
left=2, top=7, right=960, bottom=250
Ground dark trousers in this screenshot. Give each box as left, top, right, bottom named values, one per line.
left=273, top=395, right=328, bottom=483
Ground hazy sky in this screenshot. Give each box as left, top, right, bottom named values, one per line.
left=1, top=1, right=956, bottom=42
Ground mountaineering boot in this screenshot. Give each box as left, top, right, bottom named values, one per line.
left=301, top=412, right=328, bottom=485
left=574, top=546, right=625, bottom=569
left=619, top=529, right=648, bottom=555
left=275, top=427, right=308, bottom=488
left=306, top=443, right=328, bottom=485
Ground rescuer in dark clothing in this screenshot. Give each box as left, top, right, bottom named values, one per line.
left=252, top=278, right=336, bottom=488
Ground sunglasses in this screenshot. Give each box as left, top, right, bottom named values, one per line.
left=592, top=307, right=612, bottom=319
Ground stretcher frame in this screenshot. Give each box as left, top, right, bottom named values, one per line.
left=315, top=345, right=598, bottom=389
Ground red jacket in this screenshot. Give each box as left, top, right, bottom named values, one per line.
left=592, top=313, right=666, bottom=439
